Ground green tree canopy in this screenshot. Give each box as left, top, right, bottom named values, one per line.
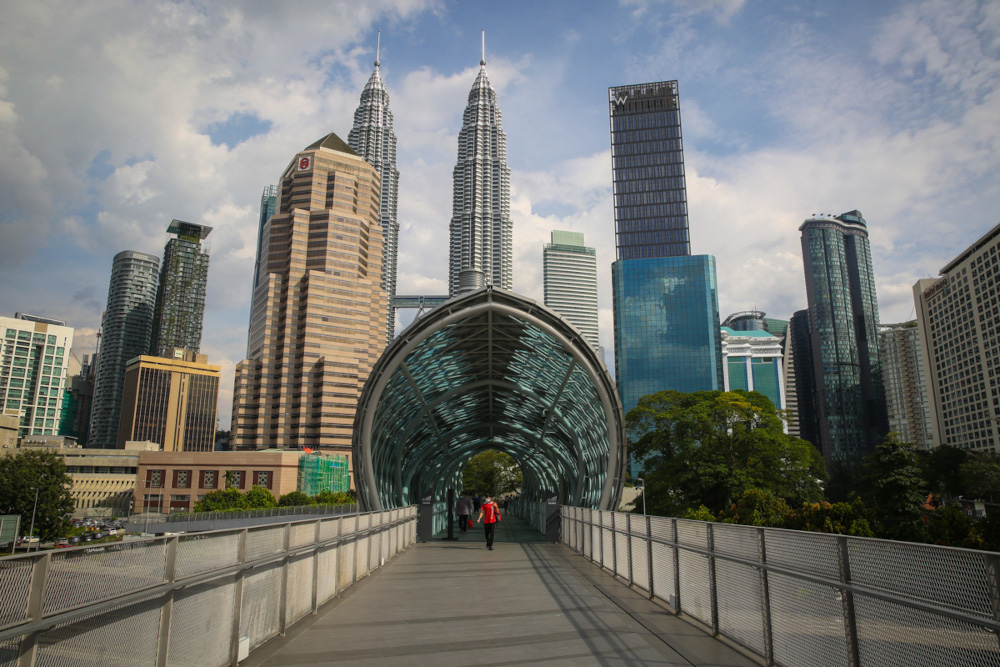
left=462, top=450, right=522, bottom=497
left=626, top=390, right=827, bottom=516
left=862, top=432, right=927, bottom=542
left=193, top=488, right=249, bottom=512
left=244, top=485, right=277, bottom=509
left=960, top=453, right=1000, bottom=504
left=0, top=449, right=74, bottom=540
left=278, top=491, right=315, bottom=507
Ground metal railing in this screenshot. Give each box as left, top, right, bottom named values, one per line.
left=510, top=499, right=546, bottom=532
left=562, top=506, right=1000, bottom=667
left=0, top=506, right=417, bottom=666
left=160, top=502, right=359, bottom=523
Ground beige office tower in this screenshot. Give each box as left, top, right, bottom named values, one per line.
left=117, top=350, right=220, bottom=451
left=232, top=134, right=387, bottom=454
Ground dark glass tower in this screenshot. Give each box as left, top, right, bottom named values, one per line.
left=609, top=80, right=689, bottom=260
left=800, top=210, right=888, bottom=462
left=150, top=220, right=211, bottom=356
left=349, top=36, right=400, bottom=343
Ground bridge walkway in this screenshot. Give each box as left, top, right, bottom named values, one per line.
left=242, top=515, right=759, bottom=666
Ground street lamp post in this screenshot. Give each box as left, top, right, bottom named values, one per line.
left=635, top=478, right=646, bottom=517
left=28, top=487, right=39, bottom=553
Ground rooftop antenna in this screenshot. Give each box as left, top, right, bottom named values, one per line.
left=375, top=30, right=381, bottom=68
left=481, top=29, right=486, bottom=66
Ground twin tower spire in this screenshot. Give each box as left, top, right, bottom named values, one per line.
left=347, top=30, right=513, bottom=338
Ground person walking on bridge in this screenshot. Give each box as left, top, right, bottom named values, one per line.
left=477, top=494, right=501, bottom=550
left=456, top=492, right=474, bottom=533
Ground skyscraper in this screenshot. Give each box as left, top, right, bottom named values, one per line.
left=232, top=133, right=387, bottom=454
left=349, top=36, right=400, bottom=344
left=253, top=185, right=278, bottom=289
left=878, top=321, right=934, bottom=449
left=89, top=250, right=160, bottom=448
left=543, top=231, right=599, bottom=351
left=609, top=81, right=723, bottom=476
left=0, top=314, right=74, bottom=438
left=800, top=210, right=888, bottom=462
left=448, top=40, right=513, bottom=295
left=150, top=220, right=211, bottom=356
left=913, top=221, right=1000, bottom=452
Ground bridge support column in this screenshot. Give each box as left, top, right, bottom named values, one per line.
left=544, top=492, right=560, bottom=542
left=417, top=490, right=434, bottom=542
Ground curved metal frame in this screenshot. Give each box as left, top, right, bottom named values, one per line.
left=353, top=288, right=625, bottom=511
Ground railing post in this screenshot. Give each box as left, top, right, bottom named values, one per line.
left=707, top=523, right=719, bottom=635
left=16, top=550, right=51, bottom=667
left=598, top=510, right=605, bottom=569
left=646, top=515, right=654, bottom=600
left=352, top=513, right=360, bottom=587
left=837, top=536, right=862, bottom=667
left=757, top=527, right=774, bottom=666
left=626, top=513, right=634, bottom=587
left=672, top=519, right=681, bottom=614
left=155, top=535, right=179, bottom=667
left=984, top=553, right=1000, bottom=651
left=229, top=529, right=248, bottom=667
left=311, top=519, right=321, bottom=615
left=278, top=522, right=291, bottom=636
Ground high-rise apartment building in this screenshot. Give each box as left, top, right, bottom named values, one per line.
left=787, top=310, right=817, bottom=444
left=914, top=221, right=1000, bottom=452
left=349, top=41, right=400, bottom=344
left=0, top=314, right=74, bottom=438
left=800, top=211, right=888, bottom=462
left=543, top=231, right=599, bottom=351
left=150, top=220, right=211, bottom=356
left=232, top=133, right=387, bottom=453
left=448, top=47, right=513, bottom=295
left=609, top=81, right=723, bottom=476
left=118, top=350, right=220, bottom=451
left=89, top=250, right=160, bottom=449
left=721, top=327, right=785, bottom=412
left=878, top=321, right=934, bottom=449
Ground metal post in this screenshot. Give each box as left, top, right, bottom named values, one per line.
left=672, top=519, right=681, bottom=614
left=28, top=487, right=39, bottom=553
left=646, top=515, right=655, bottom=600
left=311, top=519, right=320, bottom=615
left=16, top=551, right=51, bottom=667
left=758, top=527, right=774, bottom=666
left=229, top=529, right=248, bottom=667
left=278, top=523, right=290, bottom=635
left=155, top=535, right=179, bottom=667
left=837, top=536, right=862, bottom=667
left=626, top=512, right=634, bottom=587
left=611, top=510, right=619, bottom=577
left=598, top=510, right=605, bottom=569
left=984, top=553, right=1000, bottom=651
left=707, top=523, right=719, bottom=636
left=352, top=514, right=359, bottom=587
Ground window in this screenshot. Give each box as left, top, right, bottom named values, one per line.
left=226, top=470, right=245, bottom=489
left=147, top=469, right=165, bottom=488
left=201, top=470, right=217, bottom=489
left=175, top=470, right=191, bottom=488
left=253, top=470, right=272, bottom=489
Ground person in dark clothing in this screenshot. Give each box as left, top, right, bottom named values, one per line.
left=476, top=494, right=501, bottom=550
left=456, top=493, right=474, bottom=532
left=473, top=495, right=481, bottom=513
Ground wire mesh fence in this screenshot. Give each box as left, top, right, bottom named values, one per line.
left=561, top=506, right=1000, bottom=667
left=0, top=506, right=417, bottom=667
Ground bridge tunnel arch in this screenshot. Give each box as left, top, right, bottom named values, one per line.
left=353, top=288, right=626, bottom=510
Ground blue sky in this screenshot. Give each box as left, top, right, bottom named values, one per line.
left=2, top=0, right=999, bottom=428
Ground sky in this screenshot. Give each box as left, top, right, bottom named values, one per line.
left=1, top=0, right=999, bottom=429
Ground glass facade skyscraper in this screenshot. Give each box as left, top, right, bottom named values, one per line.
left=800, top=210, right=888, bottom=462
left=349, top=45, right=400, bottom=344
left=448, top=51, right=513, bottom=295
left=150, top=220, right=211, bottom=357
left=89, top=250, right=160, bottom=448
left=721, top=327, right=784, bottom=412
left=609, top=80, right=689, bottom=260
left=612, top=256, right=724, bottom=413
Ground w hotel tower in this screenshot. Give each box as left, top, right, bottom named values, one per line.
left=232, top=134, right=387, bottom=459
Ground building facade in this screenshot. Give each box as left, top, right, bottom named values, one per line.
left=0, top=314, right=75, bottom=438
left=448, top=53, right=513, bottom=295
left=543, top=231, right=599, bottom=352
left=232, top=133, right=387, bottom=454
left=117, top=351, right=220, bottom=451
left=349, top=46, right=400, bottom=344
left=878, top=321, right=934, bottom=449
left=89, top=250, right=160, bottom=448
left=800, top=211, right=888, bottom=462
left=913, top=221, right=1000, bottom=452
left=612, top=256, right=724, bottom=411
left=721, top=327, right=785, bottom=412
left=150, top=220, right=211, bottom=356
left=609, top=80, right=689, bottom=260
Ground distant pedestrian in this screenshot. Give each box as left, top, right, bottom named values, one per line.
left=473, top=495, right=481, bottom=513
left=456, top=492, right=474, bottom=533
left=477, top=494, right=501, bottom=550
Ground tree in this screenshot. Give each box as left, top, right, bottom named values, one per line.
left=960, top=453, right=1000, bottom=503
left=862, top=433, right=927, bottom=542
left=193, top=488, right=248, bottom=512
left=626, top=390, right=827, bottom=516
left=244, top=485, right=277, bottom=509
left=314, top=490, right=355, bottom=505
left=916, top=445, right=969, bottom=503
left=0, top=449, right=74, bottom=540
left=462, top=450, right=522, bottom=497
left=718, top=488, right=791, bottom=527
left=278, top=491, right=314, bottom=507
left=786, top=498, right=875, bottom=537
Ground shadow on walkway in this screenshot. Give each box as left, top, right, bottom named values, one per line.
left=242, top=515, right=760, bottom=666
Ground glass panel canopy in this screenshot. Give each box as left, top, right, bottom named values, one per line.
left=353, top=288, right=626, bottom=510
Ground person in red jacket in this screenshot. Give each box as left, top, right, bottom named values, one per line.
left=476, top=493, right=501, bottom=550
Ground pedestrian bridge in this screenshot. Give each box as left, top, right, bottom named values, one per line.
left=2, top=504, right=998, bottom=666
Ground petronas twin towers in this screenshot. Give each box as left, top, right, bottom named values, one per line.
left=348, top=34, right=513, bottom=317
